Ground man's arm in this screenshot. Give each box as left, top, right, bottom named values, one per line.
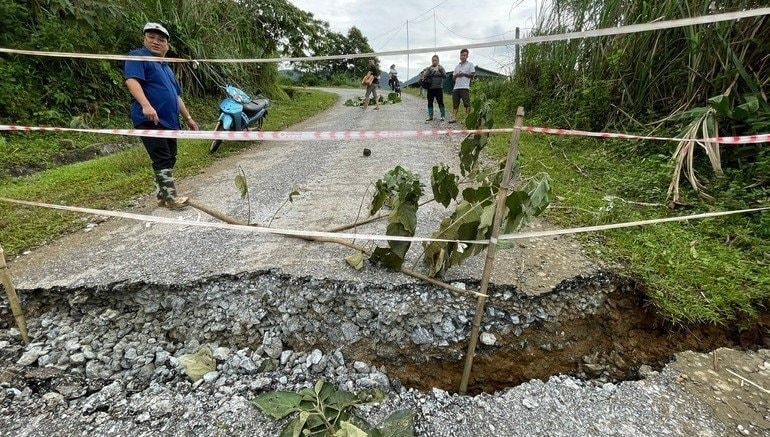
left=125, top=78, right=158, bottom=125
left=177, top=96, right=200, bottom=131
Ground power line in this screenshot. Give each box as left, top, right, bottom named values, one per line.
left=434, top=13, right=526, bottom=41
left=409, top=0, right=452, bottom=22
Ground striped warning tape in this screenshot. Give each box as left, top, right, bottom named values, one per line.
left=1, top=8, right=768, bottom=64
left=0, top=197, right=766, bottom=244
left=1, top=124, right=768, bottom=145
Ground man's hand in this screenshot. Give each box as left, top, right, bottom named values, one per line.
left=186, top=117, right=200, bottom=131
left=142, top=105, right=159, bottom=124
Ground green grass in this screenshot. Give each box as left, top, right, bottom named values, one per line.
left=0, top=88, right=338, bottom=258
left=487, top=132, right=770, bottom=324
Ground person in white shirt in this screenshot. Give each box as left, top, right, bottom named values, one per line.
left=449, top=49, right=475, bottom=124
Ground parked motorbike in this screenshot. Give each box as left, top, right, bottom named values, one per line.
left=209, top=84, right=269, bottom=153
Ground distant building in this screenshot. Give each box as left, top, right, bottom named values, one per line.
left=403, top=66, right=505, bottom=92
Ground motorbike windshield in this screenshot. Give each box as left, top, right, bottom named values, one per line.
left=225, top=85, right=251, bottom=104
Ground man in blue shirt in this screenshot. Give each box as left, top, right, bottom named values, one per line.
left=124, top=22, right=199, bottom=209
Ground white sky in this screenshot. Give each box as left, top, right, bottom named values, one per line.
left=288, top=0, right=543, bottom=79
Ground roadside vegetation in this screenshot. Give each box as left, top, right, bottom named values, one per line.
left=478, top=0, right=769, bottom=324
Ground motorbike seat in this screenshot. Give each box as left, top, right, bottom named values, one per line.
left=243, top=100, right=267, bottom=116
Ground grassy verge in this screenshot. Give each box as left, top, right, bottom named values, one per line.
left=0, top=88, right=338, bottom=258
left=487, top=132, right=770, bottom=324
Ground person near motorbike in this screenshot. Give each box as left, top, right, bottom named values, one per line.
left=124, top=22, right=200, bottom=209
left=388, top=64, right=398, bottom=91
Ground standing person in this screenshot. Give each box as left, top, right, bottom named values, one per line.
left=449, top=48, right=475, bottom=124
left=388, top=64, right=398, bottom=91
left=423, top=55, right=446, bottom=121
left=123, top=22, right=200, bottom=209
left=363, top=59, right=381, bottom=111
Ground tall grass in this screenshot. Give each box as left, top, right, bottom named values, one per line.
left=521, top=0, right=769, bottom=130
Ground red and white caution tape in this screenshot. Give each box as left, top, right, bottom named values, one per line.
left=1, top=8, right=768, bottom=63
left=520, top=126, right=770, bottom=145
left=1, top=124, right=768, bottom=145
left=0, top=197, right=766, bottom=245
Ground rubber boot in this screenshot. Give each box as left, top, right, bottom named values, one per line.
left=439, top=106, right=446, bottom=121
left=158, top=168, right=188, bottom=209
left=426, top=107, right=434, bottom=121
left=153, top=172, right=165, bottom=207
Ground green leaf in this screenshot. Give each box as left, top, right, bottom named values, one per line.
left=335, top=421, right=369, bottom=437
left=370, top=180, right=389, bottom=216
left=377, top=409, right=416, bottom=437
left=315, top=380, right=336, bottom=403
left=478, top=203, right=496, bottom=233
left=234, top=174, right=248, bottom=199
left=707, top=95, right=730, bottom=117
left=391, top=200, right=418, bottom=234
left=288, top=190, right=300, bottom=203
left=345, top=251, right=365, bottom=270
left=423, top=200, right=485, bottom=275
left=431, top=164, right=459, bottom=208
left=734, top=99, right=760, bottom=122
left=327, top=389, right=360, bottom=410
left=252, top=391, right=304, bottom=419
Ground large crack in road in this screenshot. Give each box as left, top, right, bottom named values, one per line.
left=2, top=88, right=768, bottom=435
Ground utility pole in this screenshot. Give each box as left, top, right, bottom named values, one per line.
left=406, top=20, right=410, bottom=80
left=515, top=27, right=520, bottom=71
left=433, top=12, right=437, bottom=52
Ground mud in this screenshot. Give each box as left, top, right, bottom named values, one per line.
left=354, top=283, right=770, bottom=395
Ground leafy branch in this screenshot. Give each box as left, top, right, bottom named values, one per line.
left=252, top=380, right=415, bottom=436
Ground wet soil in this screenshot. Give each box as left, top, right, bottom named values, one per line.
left=355, top=283, right=770, bottom=395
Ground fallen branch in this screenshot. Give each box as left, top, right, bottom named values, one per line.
left=186, top=200, right=485, bottom=299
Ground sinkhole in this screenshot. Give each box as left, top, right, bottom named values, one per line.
left=2, top=270, right=768, bottom=396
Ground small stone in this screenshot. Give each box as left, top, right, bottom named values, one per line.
left=354, top=361, right=370, bottom=373
left=203, top=371, right=219, bottom=384
left=522, top=397, right=538, bottom=409
left=480, top=333, right=497, bottom=346
left=18, top=347, right=45, bottom=366
left=737, top=425, right=750, bottom=436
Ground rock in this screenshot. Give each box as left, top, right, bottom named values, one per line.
left=411, top=327, right=434, bottom=345
left=203, top=371, right=219, bottom=384
left=480, top=332, right=497, bottom=346
left=522, top=397, right=539, bottom=409
left=17, top=347, right=46, bottom=366
left=42, top=392, right=66, bottom=407
left=262, top=333, right=283, bottom=359
left=307, top=349, right=323, bottom=366
left=354, top=361, right=370, bottom=373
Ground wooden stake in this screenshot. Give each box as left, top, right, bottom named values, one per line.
left=0, top=245, right=30, bottom=344
left=459, top=107, right=525, bottom=394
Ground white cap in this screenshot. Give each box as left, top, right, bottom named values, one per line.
left=143, top=22, right=169, bottom=39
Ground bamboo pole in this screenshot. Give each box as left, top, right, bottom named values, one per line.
left=459, top=107, right=525, bottom=394
left=186, top=202, right=486, bottom=299
left=0, top=245, right=30, bottom=344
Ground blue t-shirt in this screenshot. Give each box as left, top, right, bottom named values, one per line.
left=123, top=47, right=181, bottom=129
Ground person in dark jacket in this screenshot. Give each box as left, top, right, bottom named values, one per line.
left=422, top=55, right=446, bottom=121
left=363, top=59, right=381, bottom=111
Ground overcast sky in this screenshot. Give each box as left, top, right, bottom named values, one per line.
left=288, top=0, right=543, bottom=79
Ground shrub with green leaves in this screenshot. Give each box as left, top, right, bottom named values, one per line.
left=252, top=380, right=415, bottom=436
